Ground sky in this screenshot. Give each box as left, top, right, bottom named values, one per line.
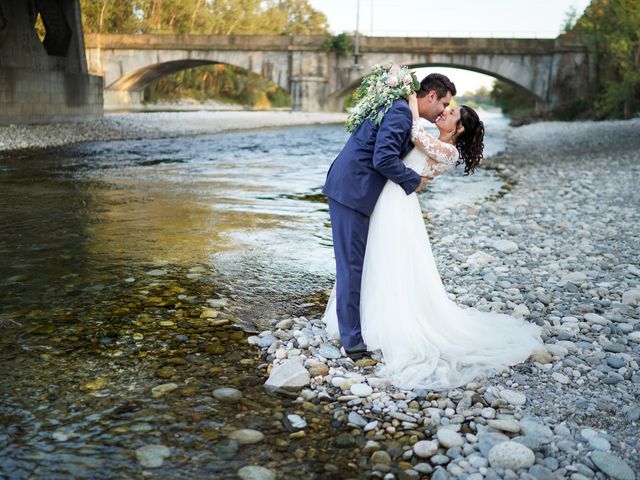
left=307, top=0, right=592, bottom=93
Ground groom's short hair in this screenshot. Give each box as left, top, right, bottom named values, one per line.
left=417, top=73, right=456, bottom=99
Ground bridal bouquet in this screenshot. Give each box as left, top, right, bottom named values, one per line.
left=345, top=64, right=421, bottom=133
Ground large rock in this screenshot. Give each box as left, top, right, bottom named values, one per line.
left=488, top=441, right=535, bottom=470
left=264, top=357, right=310, bottom=393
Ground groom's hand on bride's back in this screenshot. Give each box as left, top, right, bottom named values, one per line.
left=415, top=176, right=429, bottom=192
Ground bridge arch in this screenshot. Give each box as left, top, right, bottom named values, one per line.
left=87, top=44, right=291, bottom=109
left=327, top=59, right=545, bottom=111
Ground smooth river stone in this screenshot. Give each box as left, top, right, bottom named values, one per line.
left=237, top=466, right=276, bottom=480
left=436, top=428, right=464, bottom=448
left=557, top=272, right=587, bottom=286
left=413, top=440, right=438, bottom=458
left=350, top=383, right=373, bottom=397
left=488, top=441, right=535, bottom=470
left=228, top=429, right=264, bottom=445
left=213, top=387, right=243, bottom=402
left=318, top=343, right=342, bottom=359
left=519, top=420, right=553, bottom=444
left=286, top=414, right=307, bottom=430
left=135, top=444, right=171, bottom=468
left=493, top=239, right=519, bottom=253
left=590, top=452, right=636, bottom=480
left=500, top=389, right=527, bottom=406
left=487, top=419, right=521, bottom=433
left=151, top=383, right=178, bottom=398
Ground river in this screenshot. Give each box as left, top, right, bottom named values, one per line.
left=0, top=111, right=510, bottom=478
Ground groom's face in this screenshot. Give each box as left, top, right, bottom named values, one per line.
left=419, top=90, right=453, bottom=123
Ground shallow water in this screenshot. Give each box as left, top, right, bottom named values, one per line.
left=0, top=113, right=509, bottom=478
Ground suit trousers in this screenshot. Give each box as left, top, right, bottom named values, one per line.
left=328, top=198, right=370, bottom=351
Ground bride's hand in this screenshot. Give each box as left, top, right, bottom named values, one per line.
left=407, top=92, right=419, bottom=120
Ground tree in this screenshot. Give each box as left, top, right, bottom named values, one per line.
left=490, top=81, right=535, bottom=117
left=571, top=0, right=640, bottom=118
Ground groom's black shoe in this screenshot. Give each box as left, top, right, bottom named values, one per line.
left=345, top=342, right=372, bottom=361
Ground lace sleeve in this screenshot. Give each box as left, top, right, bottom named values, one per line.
left=411, top=120, right=459, bottom=178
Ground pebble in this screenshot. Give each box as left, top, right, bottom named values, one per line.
left=237, top=466, right=276, bottom=480
left=318, top=343, right=342, bottom=359
left=519, top=420, right=553, bottom=444
left=413, top=440, right=438, bottom=458
left=588, top=436, right=611, bottom=451
left=350, top=383, right=373, bottom=397
left=552, top=372, right=571, bottom=384
left=488, top=441, right=535, bottom=470
left=151, top=383, right=179, bottom=398
left=347, top=411, right=368, bottom=427
left=371, top=450, right=392, bottom=465
left=135, top=444, right=171, bottom=468
left=228, top=429, right=264, bottom=445
left=500, top=389, right=527, bottom=406
left=493, top=239, right=519, bottom=253
left=286, top=414, right=307, bottom=430
left=212, top=387, right=243, bottom=402
left=487, top=418, right=521, bottom=433
left=437, top=428, right=464, bottom=448
left=264, top=357, right=310, bottom=393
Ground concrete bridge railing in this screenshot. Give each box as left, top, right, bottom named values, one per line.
left=85, top=33, right=591, bottom=113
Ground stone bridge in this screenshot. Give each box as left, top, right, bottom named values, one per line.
left=85, top=34, right=591, bottom=113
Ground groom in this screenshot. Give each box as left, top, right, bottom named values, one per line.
left=323, top=73, right=457, bottom=360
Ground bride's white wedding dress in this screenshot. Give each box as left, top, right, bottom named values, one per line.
left=323, top=121, right=544, bottom=390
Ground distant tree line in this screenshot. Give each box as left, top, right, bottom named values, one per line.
left=80, top=0, right=328, bottom=35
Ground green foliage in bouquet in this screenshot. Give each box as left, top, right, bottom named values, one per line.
left=345, top=65, right=420, bottom=133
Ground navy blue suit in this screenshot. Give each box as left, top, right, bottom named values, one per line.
left=322, top=99, right=421, bottom=351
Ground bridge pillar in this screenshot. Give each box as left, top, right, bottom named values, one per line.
left=0, top=0, right=102, bottom=125
left=290, top=76, right=329, bottom=111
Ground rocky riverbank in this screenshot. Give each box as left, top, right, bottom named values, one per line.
left=249, top=118, right=640, bottom=479
left=0, top=111, right=346, bottom=153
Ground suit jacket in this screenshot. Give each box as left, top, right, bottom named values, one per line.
left=322, top=99, right=421, bottom=216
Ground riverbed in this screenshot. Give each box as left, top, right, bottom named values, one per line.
left=0, top=111, right=509, bottom=479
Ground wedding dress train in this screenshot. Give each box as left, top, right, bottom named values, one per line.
left=323, top=123, right=543, bottom=390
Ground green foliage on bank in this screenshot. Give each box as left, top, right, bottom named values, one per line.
left=490, top=82, right=536, bottom=118
left=569, top=0, right=640, bottom=119
left=143, top=64, right=291, bottom=108
left=455, top=86, right=496, bottom=110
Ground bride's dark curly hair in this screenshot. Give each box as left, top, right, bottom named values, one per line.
left=455, top=106, right=484, bottom=175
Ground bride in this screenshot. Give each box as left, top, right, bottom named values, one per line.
left=323, top=94, right=544, bottom=391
